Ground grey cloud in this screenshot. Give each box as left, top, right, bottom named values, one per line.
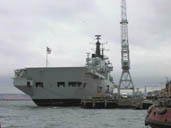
left=129, top=0, right=171, bottom=49
left=0, top=0, right=97, bottom=21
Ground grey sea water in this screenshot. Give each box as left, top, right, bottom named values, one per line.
left=0, top=101, right=150, bottom=128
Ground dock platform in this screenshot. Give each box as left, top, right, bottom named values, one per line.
left=118, top=98, right=144, bottom=109
left=142, top=99, right=153, bottom=109
left=81, top=97, right=149, bottom=109
left=81, top=97, right=118, bottom=109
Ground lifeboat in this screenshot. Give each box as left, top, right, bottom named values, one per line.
left=145, top=100, right=171, bottom=128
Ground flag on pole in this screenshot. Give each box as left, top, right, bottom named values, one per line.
left=46, top=47, right=51, bottom=67
left=46, top=47, right=52, bottom=54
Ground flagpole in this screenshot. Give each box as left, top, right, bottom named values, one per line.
left=46, top=47, right=51, bottom=67
left=46, top=47, right=48, bottom=67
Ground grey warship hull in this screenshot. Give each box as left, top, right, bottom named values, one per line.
left=14, top=67, right=113, bottom=106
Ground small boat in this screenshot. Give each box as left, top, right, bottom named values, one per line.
left=145, top=81, right=171, bottom=128
left=145, top=99, right=171, bottom=128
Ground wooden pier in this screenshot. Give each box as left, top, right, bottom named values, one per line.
left=81, top=97, right=149, bottom=109
left=118, top=98, right=144, bottom=109
left=142, top=99, right=153, bottom=109
left=81, top=97, right=118, bottom=109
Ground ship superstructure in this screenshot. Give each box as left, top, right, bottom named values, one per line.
left=13, top=35, right=114, bottom=106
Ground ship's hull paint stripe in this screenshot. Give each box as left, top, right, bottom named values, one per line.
left=32, top=99, right=81, bottom=106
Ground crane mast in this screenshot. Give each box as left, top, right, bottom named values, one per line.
left=118, top=0, right=135, bottom=95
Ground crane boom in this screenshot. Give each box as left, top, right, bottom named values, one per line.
left=118, top=0, right=134, bottom=95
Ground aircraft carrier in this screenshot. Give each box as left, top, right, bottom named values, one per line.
left=13, top=35, right=114, bottom=106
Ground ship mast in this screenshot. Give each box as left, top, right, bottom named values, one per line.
left=95, top=35, right=101, bottom=58
left=118, top=0, right=135, bottom=96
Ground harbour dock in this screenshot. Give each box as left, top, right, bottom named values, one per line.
left=81, top=97, right=118, bottom=109
left=81, top=96, right=150, bottom=109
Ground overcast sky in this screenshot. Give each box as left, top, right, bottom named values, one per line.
left=0, top=0, right=171, bottom=93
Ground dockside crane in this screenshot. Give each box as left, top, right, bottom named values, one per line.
left=118, top=0, right=135, bottom=96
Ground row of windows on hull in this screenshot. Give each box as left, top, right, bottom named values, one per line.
left=27, top=81, right=87, bottom=88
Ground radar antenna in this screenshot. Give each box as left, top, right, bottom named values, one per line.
left=101, top=42, right=108, bottom=59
